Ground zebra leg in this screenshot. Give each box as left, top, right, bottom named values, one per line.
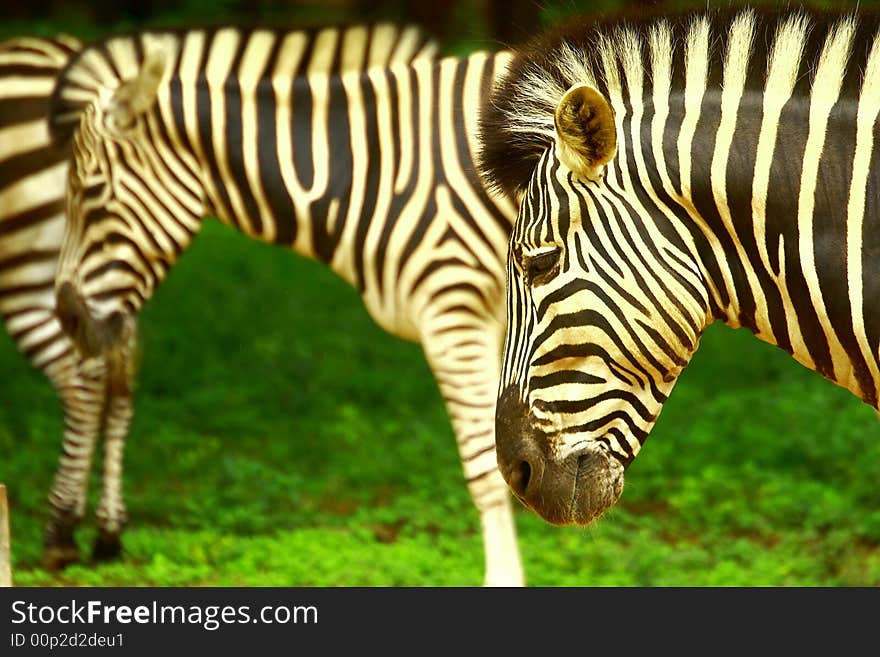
left=93, top=325, right=137, bottom=561
left=92, top=392, right=132, bottom=561
left=43, top=370, right=106, bottom=570
left=422, top=322, right=525, bottom=586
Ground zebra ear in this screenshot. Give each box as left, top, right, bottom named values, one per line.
left=553, top=83, right=616, bottom=180
left=107, top=51, right=167, bottom=130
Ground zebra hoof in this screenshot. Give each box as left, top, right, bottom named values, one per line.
left=42, top=542, right=80, bottom=571
left=92, top=532, right=123, bottom=562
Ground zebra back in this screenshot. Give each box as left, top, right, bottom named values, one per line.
left=49, top=23, right=439, bottom=144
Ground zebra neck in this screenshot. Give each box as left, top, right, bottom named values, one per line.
left=644, top=80, right=880, bottom=406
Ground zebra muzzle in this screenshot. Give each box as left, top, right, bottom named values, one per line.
left=56, top=281, right=125, bottom=358
left=495, top=386, right=624, bottom=526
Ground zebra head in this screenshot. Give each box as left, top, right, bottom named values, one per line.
left=54, top=45, right=204, bottom=359
left=484, top=75, right=712, bottom=526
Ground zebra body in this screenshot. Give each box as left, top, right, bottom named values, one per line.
left=0, top=35, right=140, bottom=568
left=51, top=25, right=524, bottom=585
left=478, top=8, right=880, bottom=526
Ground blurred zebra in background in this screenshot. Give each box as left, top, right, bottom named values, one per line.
left=49, top=24, right=525, bottom=585
left=0, top=34, right=138, bottom=569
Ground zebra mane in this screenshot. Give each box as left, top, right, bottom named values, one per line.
left=478, top=6, right=880, bottom=198
left=48, top=22, right=438, bottom=144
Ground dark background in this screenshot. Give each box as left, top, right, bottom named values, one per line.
left=6, top=0, right=878, bottom=49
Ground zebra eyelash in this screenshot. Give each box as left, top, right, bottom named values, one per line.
left=518, top=245, right=562, bottom=286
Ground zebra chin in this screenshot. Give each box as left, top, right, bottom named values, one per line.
left=55, top=281, right=127, bottom=359
left=495, top=386, right=624, bottom=526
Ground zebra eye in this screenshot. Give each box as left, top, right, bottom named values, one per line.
left=523, top=247, right=561, bottom=286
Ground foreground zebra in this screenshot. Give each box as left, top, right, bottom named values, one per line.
left=0, top=35, right=141, bottom=568
left=478, top=8, right=880, bottom=526
left=49, top=25, right=524, bottom=585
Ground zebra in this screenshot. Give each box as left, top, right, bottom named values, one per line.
left=477, top=7, right=880, bottom=527
left=0, top=34, right=141, bottom=569
left=48, top=24, right=526, bottom=585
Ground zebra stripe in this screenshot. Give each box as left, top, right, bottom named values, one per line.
left=0, top=34, right=139, bottom=568
left=479, top=8, right=880, bottom=526
left=51, top=24, right=524, bottom=586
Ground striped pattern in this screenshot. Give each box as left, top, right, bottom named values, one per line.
left=0, top=34, right=137, bottom=568
left=479, top=9, right=880, bottom=526
left=52, top=24, right=525, bottom=585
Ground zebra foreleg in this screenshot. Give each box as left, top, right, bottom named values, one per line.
left=466, top=464, right=524, bottom=587
left=92, top=392, right=132, bottom=561
left=92, top=326, right=137, bottom=562
left=43, top=371, right=106, bottom=570
left=423, top=324, right=525, bottom=586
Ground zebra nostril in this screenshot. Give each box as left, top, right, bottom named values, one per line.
left=56, top=282, right=80, bottom=334
left=57, top=309, right=78, bottom=340
left=508, top=459, right=532, bottom=498
left=105, top=311, right=124, bottom=340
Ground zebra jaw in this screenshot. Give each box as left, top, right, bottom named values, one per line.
left=495, top=385, right=624, bottom=526
left=56, top=281, right=127, bottom=359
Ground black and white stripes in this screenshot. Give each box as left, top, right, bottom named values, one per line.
left=51, top=24, right=524, bottom=585
left=0, top=35, right=137, bottom=568
left=479, top=9, right=880, bottom=526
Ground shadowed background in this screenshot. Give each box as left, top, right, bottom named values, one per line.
left=1, top=0, right=880, bottom=585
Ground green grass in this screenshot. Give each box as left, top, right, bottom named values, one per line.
left=1, top=220, right=879, bottom=586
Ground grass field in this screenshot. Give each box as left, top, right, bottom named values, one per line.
left=2, top=221, right=879, bottom=586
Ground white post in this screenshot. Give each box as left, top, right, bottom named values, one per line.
left=0, top=484, right=11, bottom=587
